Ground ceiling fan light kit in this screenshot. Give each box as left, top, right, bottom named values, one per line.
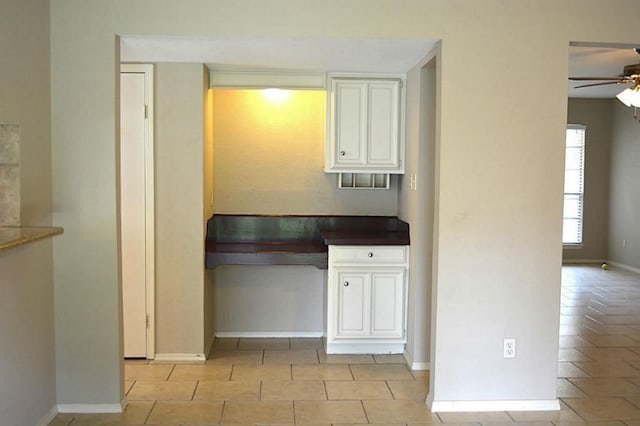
left=616, top=87, right=640, bottom=108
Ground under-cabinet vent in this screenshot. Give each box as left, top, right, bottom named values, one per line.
left=338, top=173, right=390, bottom=189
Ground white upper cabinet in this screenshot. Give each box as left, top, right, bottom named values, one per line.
left=325, top=75, right=405, bottom=174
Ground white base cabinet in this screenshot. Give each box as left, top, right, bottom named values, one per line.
left=326, top=245, right=409, bottom=354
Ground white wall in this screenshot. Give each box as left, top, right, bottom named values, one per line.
left=399, top=50, right=438, bottom=369
left=563, top=98, right=612, bottom=263
left=48, top=0, right=640, bottom=408
left=0, top=1, right=56, bottom=424
left=154, top=63, right=206, bottom=357
left=608, top=101, right=640, bottom=268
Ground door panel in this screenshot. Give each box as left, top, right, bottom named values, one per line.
left=335, top=271, right=368, bottom=337
left=370, top=270, right=404, bottom=337
left=120, top=72, right=147, bottom=358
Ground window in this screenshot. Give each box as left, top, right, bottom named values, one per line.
left=563, top=125, right=586, bottom=245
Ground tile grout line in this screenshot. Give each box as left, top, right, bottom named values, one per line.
left=143, top=400, right=157, bottom=425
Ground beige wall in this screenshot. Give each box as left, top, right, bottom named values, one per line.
left=563, top=98, right=612, bottom=263
left=399, top=49, right=438, bottom=369
left=48, top=0, right=640, bottom=408
left=154, top=63, right=206, bottom=356
left=608, top=101, right=640, bottom=268
left=1, top=0, right=56, bottom=424
left=203, top=68, right=216, bottom=353
left=212, top=89, right=398, bottom=215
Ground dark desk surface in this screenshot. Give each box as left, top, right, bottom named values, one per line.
left=205, top=215, right=410, bottom=269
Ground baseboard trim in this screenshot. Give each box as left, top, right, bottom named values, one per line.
left=410, top=361, right=430, bottom=370
left=36, top=405, right=59, bottom=426
left=427, top=398, right=560, bottom=412
left=607, top=260, right=640, bottom=274
left=153, top=353, right=206, bottom=362
left=562, top=258, right=605, bottom=264
left=57, top=403, right=123, bottom=413
left=214, top=331, right=324, bottom=338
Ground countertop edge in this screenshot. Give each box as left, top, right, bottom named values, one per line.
left=0, top=226, right=65, bottom=252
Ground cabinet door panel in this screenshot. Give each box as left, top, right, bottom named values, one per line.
left=334, top=82, right=367, bottom=165
left=367, top=82, right=399, bottom=167
left=335, top=271, right=369, bottom=337
left=370, top=270, right=404, bottom=338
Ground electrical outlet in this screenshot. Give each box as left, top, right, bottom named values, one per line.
left=504, top=338, right=516, bottom=358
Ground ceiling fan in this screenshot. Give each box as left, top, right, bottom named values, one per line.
left=569, top=48, right=640, bottom=107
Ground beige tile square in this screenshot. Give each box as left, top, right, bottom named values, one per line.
left=577, top=347, right=640, bottom=361
left=572, top=361, right=640, bottom=377
left=388, top=379, right=429, bottom=400
left=350, top=364, right=414, bottom=380
left=559, top=335, right=595, bottom=348
left=263, top=349, right=319, bottom=365
left=231, top=364, right=291, bottom=381
left=211, top=338, right=239, bottom=351
left=194, top=380, right=260, bottom=400
left=126, top=380, right=196, bottom=401
left=124, top=363, right=174, bottom=381
left=318, top=353, right=375, bottom=364
left=295, top=400, right=368, bottom=424
left=261, top=380, right=327, bottom=400
left=582, top=334, right=639, bottom=348
left=146, top=400, right=223, bottom=424
left=373, top=354, right=407, bottom=364
left=437, top=410, right=512, bottom=423
left=559, top=348, right=594, bottom=362
left=557, top=378, right=588, bottom=397
left=68, top=401, right=154, bottom=425
left=507, top=401, right=583, bottom=422
left=207, top=350, right=263, bottom=365
left=363, top=399, right=438, bottom=423
left=558, top=362, right=590, bottom=378
left=563, top=397, right=640, bottom=421
left=570, top=377, right=640, bottom=397
left=293, top=364, right=353, bottom=380
left=290, top=338, right=324, bottom=350
left=325, top=380, right=393, bottom=400
left=238, top=337, right=290, bottom=350
left=47, top=414, right=75, bottom=426
left=169, top=364, right=232, bottom=381
left=221, top=400, right=294, bottom=424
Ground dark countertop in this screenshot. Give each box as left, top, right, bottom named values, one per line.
left=320, top=230, right=410, bottom=246
left=205, top=214, right=410, bottom=269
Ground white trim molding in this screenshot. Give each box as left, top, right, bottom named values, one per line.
left=36, top=406, right=59, bottom=426
left=214, top=331, right=323, bottom=338
left=427, top=398, right=560, bottom=412
left=410, top=361, right=430, bottom=371
left=57, top=403, right=123, bottom=414
left=562, top=258, right=605, bottom=264
left=607, top=260, right=640, bottom=274
left=153, top=353, right=206, bottom=363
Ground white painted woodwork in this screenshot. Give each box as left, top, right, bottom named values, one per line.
left=326, top=245, right=409, bottom=354
left=120, top=66, right=156, bottom=359
left=326, top=75, right=404, bottom=174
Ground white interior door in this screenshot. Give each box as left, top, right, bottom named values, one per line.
left=120, top=70, right=150, bottom=358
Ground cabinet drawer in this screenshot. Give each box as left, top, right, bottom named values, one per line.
left=330, top=245, right=408, bottom=265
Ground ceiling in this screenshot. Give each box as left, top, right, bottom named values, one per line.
left=121, top=37, right=640, bottom=98
left=120, top=36, right=438, bottom=74
left=568, top=43, right=640, bottom=98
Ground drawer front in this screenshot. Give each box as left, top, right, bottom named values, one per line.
left=330, top=245, right=408, bottom=265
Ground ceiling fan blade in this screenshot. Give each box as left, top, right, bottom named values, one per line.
left=573, top=81, right=628, bottom=88
left=569, top=77, right=625, bottom=81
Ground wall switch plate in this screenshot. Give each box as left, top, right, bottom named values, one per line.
left=504, top=338, right=516, bottom=358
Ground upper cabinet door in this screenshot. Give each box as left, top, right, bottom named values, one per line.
left=334, top=81, right=367, bottom=166
left=367, top=81, right=400, bottom=168
left=325, top=75, right=405, bottom=174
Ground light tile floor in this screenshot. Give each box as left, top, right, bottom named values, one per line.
left=50, top=265, right=640, bottom=425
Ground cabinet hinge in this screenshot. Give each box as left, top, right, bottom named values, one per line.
left=144, top=104, right=149, bottom=119
left=145, top=314, right=149, bottom=329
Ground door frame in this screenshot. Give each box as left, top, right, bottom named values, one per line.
left=120, top=63, right=155, bottom=359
